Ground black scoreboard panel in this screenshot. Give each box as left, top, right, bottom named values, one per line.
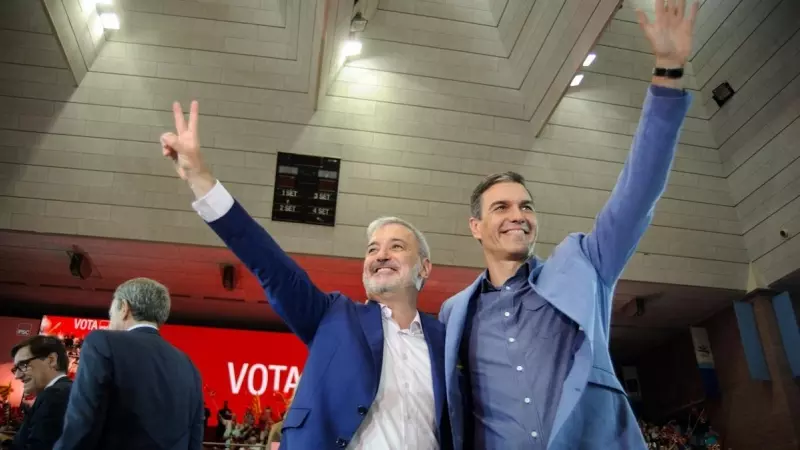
left=271, top=152, right=341, bottom=226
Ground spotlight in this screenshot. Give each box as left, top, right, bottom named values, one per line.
left=99, top=12, right=120, bottom=29
left=96, top=2, right=120, bottom=30
left=350, top=12, right=368, bottom=33
left=583, top=53, right=596, bottom=67
left=570, top=74, right=584, bottom=87
left=342, top=40, right=363, bottom=57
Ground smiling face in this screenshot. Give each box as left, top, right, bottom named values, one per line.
left=12, top=346, right=54, bottom=396
left=362, top=222, right=431, bottom=297
left=470, top=181, right=537, bottom=261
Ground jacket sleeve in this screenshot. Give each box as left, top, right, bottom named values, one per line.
left=53, top=331, right=112, bottom=450
left=582, top=86, right=691, bottom=287
left=17, top=385, right=70, bottom=450
left=199, top=183, right=335, bottom=344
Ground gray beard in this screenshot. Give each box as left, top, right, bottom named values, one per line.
left=363, top=261, right=424, bottom=295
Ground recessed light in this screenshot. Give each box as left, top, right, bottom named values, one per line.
left=570, top=74, right=584, bottom=87
left=583, top=53, right=596, bottom=67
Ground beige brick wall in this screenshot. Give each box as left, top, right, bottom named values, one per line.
left=700, top=0, right=800, bottom=286
left=0, top=0, right=759, bottom=291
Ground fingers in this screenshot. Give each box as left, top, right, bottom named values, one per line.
left=172, top=102, right=187, bottom=134
left=676, top=0, right=685, bottom=18
left=188, top=100, right=199, bottom=133
left=687, top=1, right=699, bottom=25
left=636, top=9, right=650, bottom=29
left=653, top=0, right=663, bottom=21
left=161, top=132, right=179, bottom=157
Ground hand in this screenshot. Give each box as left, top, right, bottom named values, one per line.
left=160, top=101, right=208, bottom=181
left=161, top=101, right=216, bottom=197
left=637, top=0, right=698, bottom=67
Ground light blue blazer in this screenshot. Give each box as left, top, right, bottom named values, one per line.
left=440, top=86, right=692, bottom=450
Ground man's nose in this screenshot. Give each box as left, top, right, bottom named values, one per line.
left=509, top=206, right=526, bottom=222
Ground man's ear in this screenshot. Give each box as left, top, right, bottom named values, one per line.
left=420, top=258, right=433, bottom=280
left=119, top=299, right=132, bottom=320
left=469, top=216, right=483, bottom=240
left=47, top=352, right=58, bottom=370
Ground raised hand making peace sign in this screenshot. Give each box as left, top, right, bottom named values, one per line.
left=161, top=101, right=216, bottom=197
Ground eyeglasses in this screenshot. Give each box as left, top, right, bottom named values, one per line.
left=11, top=356, right=43, bottom=375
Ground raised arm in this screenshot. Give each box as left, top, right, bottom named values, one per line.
left=583, top=0, right=696, bottom=286
left=159, top=101, right=332, bottom=344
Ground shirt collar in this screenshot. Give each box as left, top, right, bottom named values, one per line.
left=127, top=323, right=159, bottom=332
left=378, top=304, right=423, bottom=334
left=480, top=256, right=540, bottom=292
left=46, top=374, right=67, bottom=389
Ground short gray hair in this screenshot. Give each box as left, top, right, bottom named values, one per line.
left=113, top=278, right=171, bottom=326
left=366, top=216, right=431, bottom=262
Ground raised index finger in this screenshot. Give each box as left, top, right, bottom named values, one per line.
left=172, top=101, right=187, bottom=134
left=188, top=100, right=199, bottom=133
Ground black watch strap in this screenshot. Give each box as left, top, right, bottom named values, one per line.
left=653, top=67, right=684, bottom=79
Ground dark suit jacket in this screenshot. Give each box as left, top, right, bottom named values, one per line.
left=206, top=201, right=450, bottom=450
left=11, top=377, right=72, bottom=450
left=54, top=327, right=204, bottom=450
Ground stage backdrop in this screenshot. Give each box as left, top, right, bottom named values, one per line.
left=0, top=316, right=42, bottom=408
left=39, top=315, right=308, bottom=424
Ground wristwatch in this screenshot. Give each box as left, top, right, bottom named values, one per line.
left=652, top=67, right=684, bottom=79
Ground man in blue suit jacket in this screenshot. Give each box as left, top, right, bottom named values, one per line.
left=54, top=278, right=205, bottom=450
left=440, top=1, right=698, bottom=449
left=158, top=104, right=450, bottom=449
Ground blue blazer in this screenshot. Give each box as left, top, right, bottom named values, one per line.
left=441, top=86, right=691, bottom=450
left=55, top=327, right=205, bottom=450
left=205, top=202, right=449, bottom=450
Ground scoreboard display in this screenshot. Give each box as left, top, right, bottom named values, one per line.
left=271, top=152, right=341, bottom=227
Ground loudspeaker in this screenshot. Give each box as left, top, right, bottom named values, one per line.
left=69, top=253, right=92, bottom=279
left=712, top=82, right=735, bottom=107
left=222, top=265, right=236, bottom=291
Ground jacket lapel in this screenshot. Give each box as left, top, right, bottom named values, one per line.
left=358, top=301, right=384, bottom=396
left=444, top=278, right=481, bottom=391
left=421, top=314, right=446, bottom=434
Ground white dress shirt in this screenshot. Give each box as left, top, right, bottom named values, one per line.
left=126, top=324, right=159, bottom=332
left=347, top=304, right=437, bottom=450
left=191, top=182, right=438, bottom=450
left=45, top=373, right=68, bottom=389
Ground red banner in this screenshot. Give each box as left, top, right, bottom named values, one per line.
left=39, top=316, right=307, bottom=424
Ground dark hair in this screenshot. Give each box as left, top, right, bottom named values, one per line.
left=470, top=171, right=534, bottom=218
left=11, top=335, right=69, bottom=372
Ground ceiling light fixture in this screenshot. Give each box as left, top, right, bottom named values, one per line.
left=343, top=40, right=363, bottom=57
left=570, top=74, right=584, bottom=87
left=99, top=12, right=120, bottom=29
left=96, top=2, right=120, bottom=30
left=583, top=53, right=596, bottom=67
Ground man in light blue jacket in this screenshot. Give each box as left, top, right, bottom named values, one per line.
left=439, top=1, right=699, bottom=449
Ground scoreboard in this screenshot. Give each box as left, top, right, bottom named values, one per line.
left=271, top=152, right=341, bottom=226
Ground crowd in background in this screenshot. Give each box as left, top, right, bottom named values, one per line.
left=639, top=408, right=721, bottom=450
left=204, top=398, right=289, bottom=449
